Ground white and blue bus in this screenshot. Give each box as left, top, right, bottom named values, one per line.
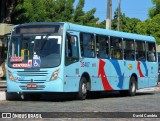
left=6, top=22, right=158, bottom=100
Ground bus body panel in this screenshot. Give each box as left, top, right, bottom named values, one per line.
left=6, top=22, right=158, bottom=95
left=7, top=66, right=64, bottom=92
left=63, top=62, right=81, bottom=92
left=123, top=60, right=135, bottom=89
left=147, top=61, right=158, bottom=87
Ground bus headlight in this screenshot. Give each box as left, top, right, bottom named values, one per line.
left=50, top=69, right=60, bottom=81
left=8, top=70, right=15, bottom=81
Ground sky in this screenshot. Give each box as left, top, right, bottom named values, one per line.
left=75, top=0, right=154, bottom=22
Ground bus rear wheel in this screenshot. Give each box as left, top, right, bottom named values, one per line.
left=77, top=77, right=87, bottom=100
left=119, top=76, right=136, bottom=96
left=128, top=76, right=137, bottom=96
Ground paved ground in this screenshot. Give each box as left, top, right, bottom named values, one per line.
left=0, top=82, right=160, bottom=100
left=137, top=82, right=160, bottom=93
left=0, top=91, right=160, bottom=120
left=0, top=82, right=160, bottom=120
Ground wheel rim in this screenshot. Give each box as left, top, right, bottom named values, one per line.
left=82, top=83, right=87, bottom=95
left=131, top=82, right=136, bottom=93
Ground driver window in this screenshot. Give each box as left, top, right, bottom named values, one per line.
left=65, top=33, right=79, bottom=66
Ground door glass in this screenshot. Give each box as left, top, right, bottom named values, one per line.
left=65, top=33, right=79, bottom=65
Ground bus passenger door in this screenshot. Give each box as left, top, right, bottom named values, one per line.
left=64, top=31, right=81, bottom=92
left=146, top=42, right=158, bottom=87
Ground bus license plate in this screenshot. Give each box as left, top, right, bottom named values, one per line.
left=27, top=84, right=37, bottom=88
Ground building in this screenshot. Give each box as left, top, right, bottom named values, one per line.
left=0, top=23, right=13, bottom=63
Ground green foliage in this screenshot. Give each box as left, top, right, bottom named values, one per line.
left=11, top=0, right=99, bottom=27
left=12, top=0, right=160, bottom=44
left=112, top=8, right=141, bottom=33
left=136, top=14, right=160, bottom=43
left=136, top=0, right=160, bottom=44
left=12, top=0, right=47, bottom=24
left=149, top=0, right=160, bottom=18
left=72, top=0, right=85, bottom=23
left=71, top=0, right=99, bottom=26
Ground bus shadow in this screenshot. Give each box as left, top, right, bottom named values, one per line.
left=87, top=91, right=155, bottom=100
left=6, top=91, right=156, bottom=102
left=135, top=92, right=155, bottom=96
left=34, top=91, right=156, bottom=101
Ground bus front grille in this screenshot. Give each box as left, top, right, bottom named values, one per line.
left=17, top=71, right=49, bottom=82
left=17, top=71, right=48, bottom=76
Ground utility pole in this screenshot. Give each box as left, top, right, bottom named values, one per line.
left=117, top=0, right=121, bottom=31
left=106, top=0, right=112, bottom=29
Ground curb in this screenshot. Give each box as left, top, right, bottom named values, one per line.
left=137, top=86, right=160, bottom=93
left=0, top=90, right=6, bottom=100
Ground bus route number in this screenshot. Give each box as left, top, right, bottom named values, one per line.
left=81, top=62, right=90, bottom=67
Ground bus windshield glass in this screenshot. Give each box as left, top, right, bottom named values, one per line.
left=8, top=33, right=62, bottom=68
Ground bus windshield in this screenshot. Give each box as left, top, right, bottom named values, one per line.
left=8, top=34, right=62, bottom=68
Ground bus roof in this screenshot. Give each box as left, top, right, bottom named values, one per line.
left=66, top=22, right=155, bottom=42
left=14, top=22, right=156, bottom=42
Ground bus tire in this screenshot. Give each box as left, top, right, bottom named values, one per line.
left=77, top=77, right=87, bottom=100
left=128, top=76, right=136, bottom=96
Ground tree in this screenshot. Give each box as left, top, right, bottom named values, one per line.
left=72, top=0, right=99, bottom=26
left=149, top=0, right=160, bottom=18
left=11, top=0, right=99, bottom=26
left=136, top=14, right=160, bottom=43
left=136, top=0, right=160, bottom=43
left=71, top=0, right=84, bottom=23
left=112, top=8, right=141, bottom=33
left=0, top=0, right=19, bottom=23
left=12, top=0, right=47, bottom=24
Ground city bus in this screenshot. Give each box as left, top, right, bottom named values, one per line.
left=6, top=22, right=158, bottom=100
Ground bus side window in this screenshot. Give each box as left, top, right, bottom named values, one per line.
left=123, top=39, right=135, bottom=60
left=80, top=33, right=95, bottom=58
left=135, top=41, right=146, bottom=61
left=110, top=37, right=122, bottom=59
left=146, top=42, right=156, bottom=62
left=65, top=33, right=79, bottom=66
left=96, top=35, right=109, bottom=58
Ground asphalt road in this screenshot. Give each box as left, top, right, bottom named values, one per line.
left=0, top=91, right=160, bottom=112
left=0, top=88, right=160, bottom=120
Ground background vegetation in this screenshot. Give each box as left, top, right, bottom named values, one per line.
left=3, top=0, right=160, bottom=43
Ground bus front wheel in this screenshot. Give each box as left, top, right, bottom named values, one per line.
left=77, top=77, right=87, bottom=100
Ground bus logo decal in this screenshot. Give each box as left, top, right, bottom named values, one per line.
left=109, top=60, right=124, bottom=89
left=128, top=64, right=133, bottom=70
left=98, top=59, right=113, bottom=90
left=30, top=79, right=33, bottom=82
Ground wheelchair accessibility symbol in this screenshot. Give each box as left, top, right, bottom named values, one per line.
left=33, top=59, right=41, bottom=67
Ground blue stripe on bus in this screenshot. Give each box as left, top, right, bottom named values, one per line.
left=109, top=60, right=124, bottom=89
left=141, top=61, right=148, bottom=76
